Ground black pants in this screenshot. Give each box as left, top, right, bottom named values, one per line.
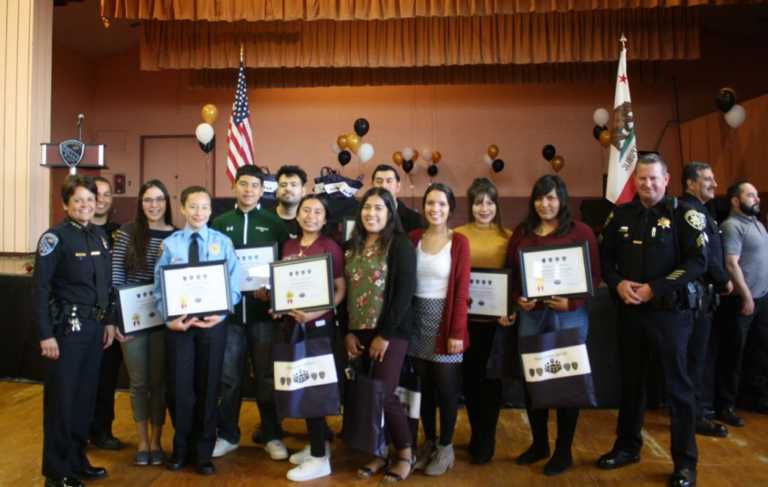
left=715, top=294, right=768, bottom=411
left=614, top=306, right=698, bottom=471
left=525, top=406, right=579, bottom=453
left=462, top=322, right=502, bottom=458
left=42, top=320, right=103, bottom=478
left=688, top=297, right=718, bottom=419
left=90, top=340, right=122, bottom=439
left=412, top=358, right=462, bottom=446
left=166, top=323, right=227, bottom=464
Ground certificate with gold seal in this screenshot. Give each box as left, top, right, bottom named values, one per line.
left=270, top=254, right=334, bottom=313
left=116, top=283, right=165, bottom=334
left=160, top=260, right=233, bottom=319
left=519, top=242, right=594, bottom=299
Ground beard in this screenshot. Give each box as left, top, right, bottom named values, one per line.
left=740, top=201, right=760, bottom=217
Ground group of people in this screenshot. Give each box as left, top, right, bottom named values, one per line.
left=32, top=154, right=767, bottom=487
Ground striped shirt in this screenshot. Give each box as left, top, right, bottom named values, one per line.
left=112, top=224, right=175, bottom=287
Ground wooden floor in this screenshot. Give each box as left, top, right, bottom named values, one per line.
left=2, top=381, right=768, bottom=486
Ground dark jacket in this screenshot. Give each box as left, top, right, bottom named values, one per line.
left=397, top=200, right=426, bottom=234
left=680, top=193, right=730, bottom=292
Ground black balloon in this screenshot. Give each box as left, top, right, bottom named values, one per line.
left=491, top=159, right=505, bottom=173
left=198, top=137, right=215, bottom=154
left=427, top=164, right=438, bottom=177
left=353, top=118, right=370, bottom=137
left=402, top=159, right=414, bottom=173
left=592, top=125, right=603, bottom=141
left=338, top=150, right=352, bottom=166
left=715, top=88, right=736, bottom=113
left=542, top=144, right=556, bottom=161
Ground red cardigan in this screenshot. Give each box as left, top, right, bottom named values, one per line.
left=409, top=229, right=471, bottom=354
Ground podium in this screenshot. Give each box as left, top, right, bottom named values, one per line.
left=40, top=142, right=107, bottom=171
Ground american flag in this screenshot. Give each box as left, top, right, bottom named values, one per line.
left=225, top=61, right=255, bottom=182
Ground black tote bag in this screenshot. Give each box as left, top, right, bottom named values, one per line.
left=341, top=360, right=388, bottom=457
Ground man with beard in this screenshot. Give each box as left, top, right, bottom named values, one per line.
left=272, top=165, right=306, bottom=239
left=716, top=181, right=768, bottom=426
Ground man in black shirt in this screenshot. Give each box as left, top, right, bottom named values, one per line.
left=371, top=164, right=425, bottom=233
left=271, top=165, right=306, bottom=239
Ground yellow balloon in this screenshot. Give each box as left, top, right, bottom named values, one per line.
left=392, top=152, right=404, bottom=166
left=487, top=144, right=499, bottom=159
left=201, top=104, right=219, bottom=124
left=337, top=135, right=348, bottom=149
left=432, top=151, right=442, bottom=164
left=346, top=133, right=361, bottom=153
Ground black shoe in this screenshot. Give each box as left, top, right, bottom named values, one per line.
left=716, top=407, right=745, bottom=427
left=90, top=434, right=124, bottom=450
left=543, top=450, right=573, bottom=476
left=196, top=461, right=216, bottom=475
left=165, top=451, right=188, bottom=471
left=515, top=444, right=550, bottom=465
left=597, top=449, right=640, bottom=470
left=75, top=465, right=107, bottom=480
left=45, top=477, right=84, bottom=487
left=669, top=468, right=696, bottom=487
left=695, top=418, right=728, bottom=437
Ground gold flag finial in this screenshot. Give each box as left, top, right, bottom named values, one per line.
left=619, top=34, right=627, bottom=50
left=240, top=43, right=244, bottom=63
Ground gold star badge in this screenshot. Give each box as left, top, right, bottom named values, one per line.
left=657, top=217, right=671, bottom=229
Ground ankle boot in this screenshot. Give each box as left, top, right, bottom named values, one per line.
left=425, top=444, right=455, bottom=476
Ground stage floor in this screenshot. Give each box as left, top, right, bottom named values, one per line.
left=2, top=381, right=767, bottom=486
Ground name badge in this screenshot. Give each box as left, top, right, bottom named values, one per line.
left=315, top=319, right=326, bottom=328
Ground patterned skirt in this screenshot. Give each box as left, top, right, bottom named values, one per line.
left=409, top=297, right=463, bottom=364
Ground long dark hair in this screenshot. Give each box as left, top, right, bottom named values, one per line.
left=466, top=177, right=505, bottom=233
left=422, top=182, right=456, bottom=218
left=518, top=175, right=573, bottom=237
left=295, top=194, right=330, bottom=237
left=349, top=187, right=403, bottom=255
left=127, top=179, right=173, bottom=272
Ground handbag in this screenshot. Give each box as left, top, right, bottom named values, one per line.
left=341, top=359, right=388, bottom=457
left=272, top=324, right=341, bottom=419
left=395, top=356, right=422, bottom=444
left=313, top=167, right=363, bottom=200
left=486, top=324, right=519, bottom=380
left=518, top=308, right=597, bottom=409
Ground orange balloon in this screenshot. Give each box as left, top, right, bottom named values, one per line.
left=412, top=149, right=420, bottom=162
left=599, top=129, right=611, bottom=147
left=201, top=104, right=218, bottom=124
left=487, top=144, right=499, bottom=159
left=337, top=135, right=348, bottom=149
left=550, top=155, right=565, bottom=172
left=392, top=151, right=404, bottom=166
left=432, top=151, right=442, bottom=164
left=346, top=133, right=361, bottom=153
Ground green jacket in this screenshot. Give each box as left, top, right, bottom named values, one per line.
left=212, top=207, right=290, bottom=323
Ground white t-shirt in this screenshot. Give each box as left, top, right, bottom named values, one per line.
left=415, top=240, right=452, bottom=299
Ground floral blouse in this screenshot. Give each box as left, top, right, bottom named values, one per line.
left=345, top=245, right=388, bottom=330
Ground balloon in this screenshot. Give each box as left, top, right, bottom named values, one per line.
left=427, top=164, right=438, bottom=177
left=715, top=88, right=737, bottom=113
left=337, top=134, right=348, bottom=149
left=353, top=118, right=370, bottom=137
left=198, top=136, right=215, bottom=154
left=402, top=159, right=414, bottom=173
left=593, top=108, right=610, bottom=127
left=201, top=104, right=218, bottom=124
left=338, top=150, right=352, bottom=166
left=487, top=144, right=499, bottom=159
left=724, top=104, right=746, bottom=128
left=402, top=147, right=415, bottom=161
left=432, top=151, right=442, bottom=164
left=412, top=150, right=420, bottom=162
left=491, top=159, right=504, bottom=173
left=542, top=144, right=556, bottom=161
left=422, top=149, right=433, bottom=163
left=195, top=123, right=214, bottom=144
left=593, top=125, right=604, bottom=141
left=550, top=155, right=565, bottom=172
left=331, top=142, right=342, bottom=154
left=599, top=129, right=612, bottom=147
left=392, top=151, right=404, bottom=166
left=357, top=143, right=375, bottom=163
left=483, top=153, right=493, bottom=166
left=346, top=133, right=361, bottom=152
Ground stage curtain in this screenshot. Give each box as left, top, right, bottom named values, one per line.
left=140, top=8, right=700, bottom=70
left=102, top=0, right=764, bottom=22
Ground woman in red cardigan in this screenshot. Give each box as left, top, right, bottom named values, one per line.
left=408, top=183, right=471, bottom=476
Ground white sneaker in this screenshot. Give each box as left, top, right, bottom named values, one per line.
left=286, top=455, right=331, bottom=481
left=265, top=439, right=289, bottom=460
left=289, top=442, right=331, bottom=465
left=212, top=437, right=239, bottom=458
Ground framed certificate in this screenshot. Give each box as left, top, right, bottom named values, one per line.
left=270, top=254, right=334, bottom=313
left=160, top=260, right=233, bottom=319
left=236, top=242, right=277, bottom=291
left=116, top=283, right=164, bottom=334
left=343, top=217, right=356, bottom=241
left=519, top=242, right=594, bottom=299
left=468, top=268, right=512, bottom=317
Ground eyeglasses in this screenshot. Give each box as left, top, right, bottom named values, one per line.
left=142, top=197, right=166, bottom=204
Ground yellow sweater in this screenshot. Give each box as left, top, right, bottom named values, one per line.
left=454, top=223, right=512, bottom=268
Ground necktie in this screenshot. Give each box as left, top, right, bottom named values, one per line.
left=189, top=233, right=200, bottom=264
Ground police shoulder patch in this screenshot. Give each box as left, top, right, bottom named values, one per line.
left=684, top=209, right=706, bottom=231
left=38, top=232, right=59, bottom=256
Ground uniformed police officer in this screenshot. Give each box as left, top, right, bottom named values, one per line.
left=680, top=162, right=733, bottom=438
left=598, top=154, right=707, bottom=487
left=33, top=176, right=116, bottom=487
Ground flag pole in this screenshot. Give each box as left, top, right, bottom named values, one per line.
left=240, top=42, right=244, bottom=63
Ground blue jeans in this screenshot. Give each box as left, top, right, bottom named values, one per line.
left=518, top=306, right=589, bottom=342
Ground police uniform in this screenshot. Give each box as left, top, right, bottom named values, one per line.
left=600, top=197, right=707, bottom=478
left=154, top=225, right=241, bottom=468
left=679, top=193, right=730, bottom=429
left=32, top=219, right=112, bottom=482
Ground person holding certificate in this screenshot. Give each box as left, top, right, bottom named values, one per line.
left=154, top=186, right=241, bottom=476
left=344, top=187, right=417, bottom=483
left=454, top=178, right=514, bottom=464
left=407, top=183, right=471, bottom=476
left=111, top=179, right=175, bottom=466
left=506, top=175, right=601, bottom=476
left=277, top=195, right=346, bottom=481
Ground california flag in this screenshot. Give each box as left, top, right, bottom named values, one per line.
left=605, top=36, right=638, bottom=204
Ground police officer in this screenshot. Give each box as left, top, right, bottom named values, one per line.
left=33, top=176, right=116, bottom=487
left=680, top=162, right=733, bottom=438
left=598, top=154, right=707, bottom=487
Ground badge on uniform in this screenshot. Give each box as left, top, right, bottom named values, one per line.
left=209, top=243, right=221, bottom=256
left=657, top=217, right=671, bottom=229
left=38, top=233, right=59, bottom=256
left=684, top=210, right=706, bottom=231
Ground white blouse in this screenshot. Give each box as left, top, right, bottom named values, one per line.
left=415, top=240, right=452, bottom=299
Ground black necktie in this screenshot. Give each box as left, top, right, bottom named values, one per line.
left=189, top=233, right=200, bottom=264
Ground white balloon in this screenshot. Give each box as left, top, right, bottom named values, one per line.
left=195, top=123, right=214, bottom=144
left=593, top=108, right=610, bottom=127
left=483, top=153, right=493, bottom=166
left=422, top=149, right=433, bottom=162
left=724, top=104, right=746, bottom=128
left=357, top=143, right=375, bottom=163
left=331, top=142, right=342, bottom=154
left=402, top=147, right=415, bottom=161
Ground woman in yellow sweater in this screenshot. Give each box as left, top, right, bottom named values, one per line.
left=454, top=178, right=514, bottom=464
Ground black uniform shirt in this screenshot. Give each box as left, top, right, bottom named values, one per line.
left=680, top=193, right=730, bottom=291
left=600, top=197, right=708, bottom=301
left=397, top=199, right=426, bottom=234
left=32, top=219, right=112, bottom=340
